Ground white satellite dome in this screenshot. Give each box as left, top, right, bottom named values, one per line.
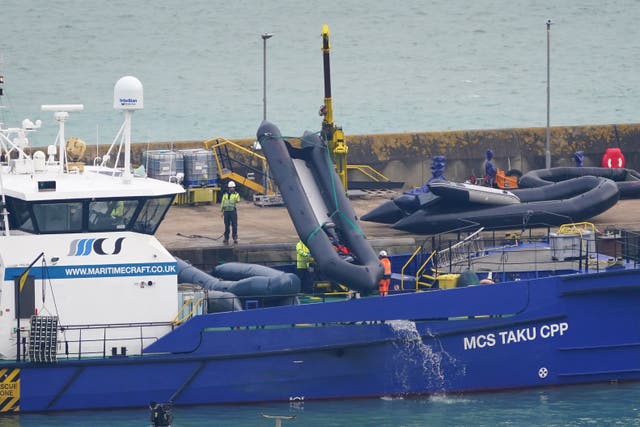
left=113, top=76, right=143, bottom=110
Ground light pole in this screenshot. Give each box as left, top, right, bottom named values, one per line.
left=260, top=33, right=273, bottom=195
left=545, top=19, right=552, bottom=169
left=261, top=33, right=273, bottom=121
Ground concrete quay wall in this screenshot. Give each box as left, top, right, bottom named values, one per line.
left=349, top=123, right=640, bottom=188
left=91, top=122, right=640, bottom=189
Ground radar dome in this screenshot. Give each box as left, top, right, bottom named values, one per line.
left=113, top=76, right=143, bottom=110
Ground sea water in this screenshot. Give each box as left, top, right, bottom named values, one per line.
left=1, top=0, right=639, bottom=146
left=1, top=1, right=640, bottom=424
left=1, top=384, right=639, bottom=426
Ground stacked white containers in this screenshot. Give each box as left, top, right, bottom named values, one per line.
left=141, top=150, right=184, bottom=183
left=180, top=149, right=217, bottom=187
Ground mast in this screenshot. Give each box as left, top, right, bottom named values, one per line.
left=0, top=67, right=8, bottom=235
left=320, top=25, right=348, bottom=190
left=41, top=104, right=84, bottom=174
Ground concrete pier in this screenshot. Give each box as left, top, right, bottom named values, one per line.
left=77, top=123, right=640, bottom=189
left=157, top=196, right=640, bottom=272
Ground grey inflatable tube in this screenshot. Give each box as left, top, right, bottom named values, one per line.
left=176, top=258, right=300, bottom=310
left=213, top=262, right=299, bottom=283
left=257, top=120, right=382, bottom=294
left=207, top=290, right=243, bottom=314
left=519, top=167, right=640, bottom=199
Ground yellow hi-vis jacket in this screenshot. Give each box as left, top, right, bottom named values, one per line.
left=220, top=192, right=240, bottom=211
left=296, top=240, right=312, bottom=269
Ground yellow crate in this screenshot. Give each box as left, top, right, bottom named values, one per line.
left=437, top=273, right=460, bottom=289
left=173, top=192, right=190, bottom=205
left=189, top=187, right=217, bottom=204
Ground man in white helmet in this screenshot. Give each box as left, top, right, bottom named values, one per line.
left=220, top=180, right=241, bottom=244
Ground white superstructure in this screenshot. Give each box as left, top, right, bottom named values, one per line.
left=0, top=77, right=184, bottom=359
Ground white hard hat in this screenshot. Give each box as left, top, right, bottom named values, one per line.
left=228, top=180, right=236, bottom=188
left=379, top=250, right=388, bottom=257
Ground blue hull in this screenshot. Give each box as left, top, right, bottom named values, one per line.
left=8, top=269, right=640, bottom=412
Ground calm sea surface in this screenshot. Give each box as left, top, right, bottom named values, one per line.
left=0, top=383, right=639, bottom=426
left=1, top=0, right=640, bottom=146
left=1, top=1, right=640, bottom=425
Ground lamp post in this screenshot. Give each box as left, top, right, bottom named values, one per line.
left=261, top=33, right=273, bottom=121
left=260, top=33, right=273, bottom=195
left=545, top=19, right=552, bottom=169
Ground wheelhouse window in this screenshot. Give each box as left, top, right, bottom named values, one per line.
left=33, top=202, right=83, bottom=233
left=132, top=196, right=173, bottom=234
left=7, top=197, right=35, bottom=232
left=5, top=195, right=173, bottom=235
left=88, top=199, right=139, bottom=232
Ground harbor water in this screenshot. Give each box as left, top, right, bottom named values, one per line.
left=1, top=383, right=639, bottom=426
left=1, top=0, right=640, bottom=146
left=1, top=0, right=640, bottom=425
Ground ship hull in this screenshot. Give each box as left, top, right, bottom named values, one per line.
left=5, top=269, right=640, bottom=412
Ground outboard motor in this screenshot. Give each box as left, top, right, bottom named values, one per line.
left=150, top=401, right=173, bottom=426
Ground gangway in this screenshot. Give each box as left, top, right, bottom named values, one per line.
left=434, top=228, right=486, bottom=271
left=394, top=228, right=486, bottom=291
left=203, top=137, right=283, bottom=206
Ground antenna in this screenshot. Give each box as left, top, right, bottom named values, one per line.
left=41, top=104, right=84, bottom=173
left=113, top=76, right=143, bottom=184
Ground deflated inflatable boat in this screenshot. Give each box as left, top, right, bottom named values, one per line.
left=256, top=121, right=382, bottom=294
left=393, top=176, right=619, bottom=234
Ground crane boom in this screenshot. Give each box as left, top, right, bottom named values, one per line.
left=320, top=24, right=348, bottom=190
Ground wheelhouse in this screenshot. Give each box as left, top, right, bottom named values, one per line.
left=3, top=194, right=175, bottom=235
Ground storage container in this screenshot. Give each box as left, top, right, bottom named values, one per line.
left=550, top=230, right=595, bottom=260
left=141, top=150, right=184, bottom=182
left=437, top=273, right=460, bottom=289
left=180, top=149, right=217, bottom=187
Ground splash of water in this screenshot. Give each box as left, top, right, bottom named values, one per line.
left=387, top=319, right=459, bottom=394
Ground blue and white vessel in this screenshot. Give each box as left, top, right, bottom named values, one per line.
left=0, top=78, right=639, bottom=414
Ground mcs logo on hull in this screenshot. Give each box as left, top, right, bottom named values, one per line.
left=68, top=237, right=125, bottom=256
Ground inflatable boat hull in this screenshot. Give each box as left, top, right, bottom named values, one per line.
left=393, top=177, right=619, bottom=234
left=257, top=121, right=382, bottom=293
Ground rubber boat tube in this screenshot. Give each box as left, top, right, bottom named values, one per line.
left=213, top=262, right=299, bottom=283
left=512, top=175, right=611, bottom=202
left=519, top=167, right=640, bottom=199
left=257, top=120, right=382, bottom=294
left=206, top=290, right=243, bottom=313
left=393, top=176, right=619, bottom=234
left=177, top=258, right=242, bottom=312
left=176, top=258, right=300, bottom=310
